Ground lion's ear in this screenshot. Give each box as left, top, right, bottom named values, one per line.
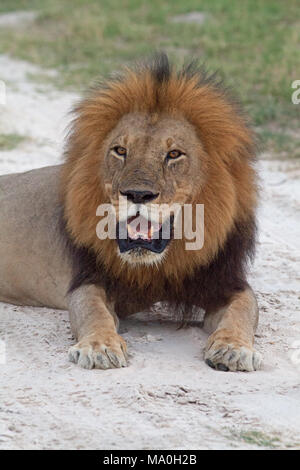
left=184, top=91, right=256, bottom=166
left=159, top=69, right=256, bottom=166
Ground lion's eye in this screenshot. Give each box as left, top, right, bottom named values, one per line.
left=166, top=149, right=183, bottom=159
left=113, top=146, right=127, bottom=157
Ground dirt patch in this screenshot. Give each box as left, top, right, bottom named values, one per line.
left=0, top=11, right=37, bottom=29
left=170, top=12, right=207, bottom=25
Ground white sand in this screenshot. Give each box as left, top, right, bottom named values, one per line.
left=0, top=55, right=299, bottom=450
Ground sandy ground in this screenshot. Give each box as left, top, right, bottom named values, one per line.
left=0, top=54, right=299, bottom=450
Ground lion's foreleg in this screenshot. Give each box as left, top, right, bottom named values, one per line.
left=67, top=284, right=128, bottom=369
left=203, top=287, right=262, bottom=372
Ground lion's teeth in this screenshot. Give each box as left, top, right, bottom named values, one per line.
left=127, top=217, right=162, bottom=240
left=127, top=224, right=135, bottom=238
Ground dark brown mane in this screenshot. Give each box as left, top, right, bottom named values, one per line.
left=60, top=212, right=256, bottom=320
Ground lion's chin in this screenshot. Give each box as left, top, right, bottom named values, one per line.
left=118, top=247, right=167, bottom=267
left=115, top=214, right=174, bottom=266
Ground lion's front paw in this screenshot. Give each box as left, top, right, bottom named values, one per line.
left=204, top=330, right=262, bottom=372
left=68, top=331, right=128, bottom=370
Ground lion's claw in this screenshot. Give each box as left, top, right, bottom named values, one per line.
left=205, top=332, right=262, bottom=372
left=68, top=333, right=128, bottom=370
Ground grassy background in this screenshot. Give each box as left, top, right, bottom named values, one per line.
left=0, top=133, right=25, bottom=150
left=0, top=0, right=299, bottom=157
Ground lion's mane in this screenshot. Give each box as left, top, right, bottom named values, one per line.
left=60, top=54, right=258, bottom=319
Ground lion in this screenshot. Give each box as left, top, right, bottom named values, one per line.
left=0, top=54, right=262, bottom=372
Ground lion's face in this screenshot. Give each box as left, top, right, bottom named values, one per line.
left=101, top=112, right=205, bottom=265
left=63, top=55, right=256, bottom=281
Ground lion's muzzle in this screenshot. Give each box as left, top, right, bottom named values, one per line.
left=116, top=213, right=174, bottom=253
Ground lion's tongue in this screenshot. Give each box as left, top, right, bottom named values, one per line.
left=127, top=216, right=161, bottom=240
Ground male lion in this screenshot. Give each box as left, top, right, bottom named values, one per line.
left=0, top=54, right=262, bottom=372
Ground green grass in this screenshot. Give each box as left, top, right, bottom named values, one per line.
left=229, top=429, right=300, bottom=449
left=0, top=133, right=25, bottom=150
left=238, top=430, right=280, bottom=448
left=258, top=128, right=300, bottom=159
left=229, top=429, right=281, bottom=449
left=0, top=0, right=299, bottom=157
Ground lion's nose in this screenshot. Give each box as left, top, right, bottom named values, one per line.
left=120, top=189, right=159, bottom=204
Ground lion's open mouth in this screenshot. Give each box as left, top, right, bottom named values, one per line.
left=116, top=213, right=174, bottom=254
